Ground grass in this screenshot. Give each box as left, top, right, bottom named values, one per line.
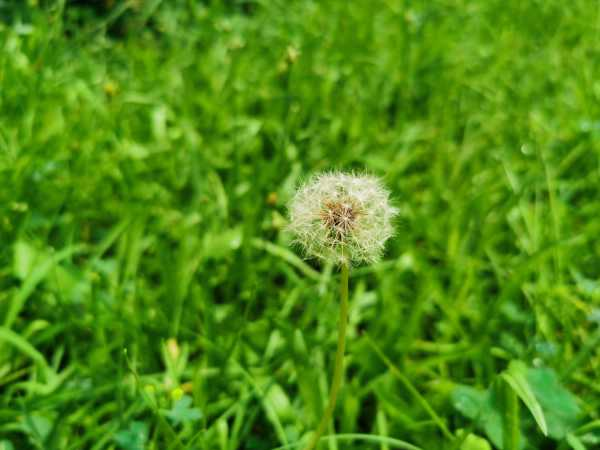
left=1, top=0, right=600, bottom=449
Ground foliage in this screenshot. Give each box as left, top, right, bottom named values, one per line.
left=452, top=362, right=583, bottom=449
left=1, top=1, right=600, bottom=449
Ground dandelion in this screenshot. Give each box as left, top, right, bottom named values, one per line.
left=288, top=172, right=396, bottom=266
left=287, top=171, right=396, bottom=450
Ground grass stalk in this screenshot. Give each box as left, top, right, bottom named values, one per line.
left=503, top=380, right=520, bottom=450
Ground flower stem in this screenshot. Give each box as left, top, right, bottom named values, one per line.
left=304, top=262, right=350, bottom=450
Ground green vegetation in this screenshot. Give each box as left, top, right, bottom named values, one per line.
left=1, top=1, right=600, bottom=449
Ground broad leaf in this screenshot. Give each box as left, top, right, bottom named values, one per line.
left=114, top=421, right=148, bottom=450
left=452, top=384, right=503, bottom=449
left=452, top=362, right=584, bottom=449
left=0, top=441, right=14, bottom=450
left=526, top=367, right=581, bottom=439
left=460, top=433, right=492, bottom=450
left=164, top=395, right=202, bottom=426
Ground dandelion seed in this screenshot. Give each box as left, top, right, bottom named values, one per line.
left=287, top=171, right=397, bottom=266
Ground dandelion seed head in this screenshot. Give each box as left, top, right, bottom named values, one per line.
left=287, top=171, right=397, bottom=265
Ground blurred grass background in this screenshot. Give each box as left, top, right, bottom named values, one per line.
left=1, top=1, right=600, bottom=449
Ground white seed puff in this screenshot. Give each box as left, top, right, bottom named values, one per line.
left=287, top=172, right=397, bottom=265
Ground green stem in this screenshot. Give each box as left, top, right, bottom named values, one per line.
left=303, top=263, right=350, bottom=450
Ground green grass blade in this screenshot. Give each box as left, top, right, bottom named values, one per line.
left=501, top=361, right=548, bottom=437
left=0, top=326, right=50, bottom=375
left=365, top=334, right=455, bottom=442
left=273, top=433, right=424, bottom=450
left=5, top=244, right=85, bottom=330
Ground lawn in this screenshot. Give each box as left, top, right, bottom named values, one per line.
left=1, top=1, right=599, bottom=449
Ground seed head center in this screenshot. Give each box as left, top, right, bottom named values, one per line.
left=321, top=200, right=359, bottom=237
